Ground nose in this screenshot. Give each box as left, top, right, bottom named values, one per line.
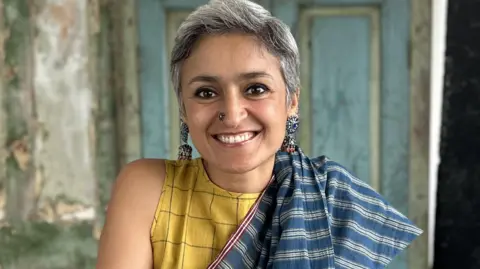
left=220, top=90, right=247, bottom=128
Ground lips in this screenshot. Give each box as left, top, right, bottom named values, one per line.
left=213, top=131, right=259, bottom=144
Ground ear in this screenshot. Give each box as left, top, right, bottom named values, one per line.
left=287, top=88, right=300, bottom=116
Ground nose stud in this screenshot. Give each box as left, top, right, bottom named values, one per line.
left=218, top=112, right=226, bottom=121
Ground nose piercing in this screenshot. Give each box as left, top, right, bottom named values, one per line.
left=218, top=112, right=226, bottom=121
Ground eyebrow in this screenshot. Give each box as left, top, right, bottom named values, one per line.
left=187, top=71, right=273, bottom=85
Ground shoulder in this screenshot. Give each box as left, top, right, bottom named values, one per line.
left=317, top=158, right=423, bottom=266
left=316, top=157, right=393, bottom=213
left=108, top=158, right=202, bottom=213
left=322, top=158, right=375, bottom=192
left=307, top=154, right=423, bottom=232
left=106, top=158, right=168, bottom=224
left=96, top=159, right=169, bottom=268
left=112, top=159, right=166, bottom=201
left=117, top=158, right=166, bottom=183
left=304, top=154, right=376, bottom=195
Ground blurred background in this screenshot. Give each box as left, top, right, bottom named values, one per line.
left=0, top=0, right=478, bottom=269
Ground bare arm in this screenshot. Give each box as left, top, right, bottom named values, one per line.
left=96, top=159, right=165, bottom=269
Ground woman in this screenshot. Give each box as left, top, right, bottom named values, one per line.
left=96, top=0, right=422, bottom=268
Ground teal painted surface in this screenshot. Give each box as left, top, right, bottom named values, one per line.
left=379, top=1, right=411, bottom=268
left=271, top=1, right=297, bottom=30
left=310, top=16, right=372, bottom=185
left=137, top=0, right=171, bottom=158
left=379, top=0, right=410, bottom=217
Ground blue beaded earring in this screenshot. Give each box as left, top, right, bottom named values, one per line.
left=281, top=115, right=299, bottom=153
left=178, top=120, right=192, bottom=160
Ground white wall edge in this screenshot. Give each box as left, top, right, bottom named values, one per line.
left=429, top=0, right=448, bottom=267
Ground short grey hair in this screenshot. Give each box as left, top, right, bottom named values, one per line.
left=170, top=0, right=300, bottom=115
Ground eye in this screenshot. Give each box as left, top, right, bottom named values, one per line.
left=195, top=88, right=217, bottom=99
left=245, top=84, right=269, bottom=96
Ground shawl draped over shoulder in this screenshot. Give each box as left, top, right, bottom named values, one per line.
left=209, top=147, right=423, bottom=269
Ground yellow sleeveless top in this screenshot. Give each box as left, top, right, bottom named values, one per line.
left=151, top=158, right=260, bottom=269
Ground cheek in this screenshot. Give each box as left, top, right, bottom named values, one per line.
left=252, top=101, right=288, bottom=132
left=183, top=101, right=213, bottom=134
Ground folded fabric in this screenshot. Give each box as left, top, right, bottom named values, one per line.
left=209, top=146, right=423, bottom=269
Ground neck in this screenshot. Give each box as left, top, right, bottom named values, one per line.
left=202, top=155, right=275, bottom=193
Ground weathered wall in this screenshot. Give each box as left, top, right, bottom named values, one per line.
left=0, top=0, right=118, bottom=267
left=33, top=0, right=96, bottom=222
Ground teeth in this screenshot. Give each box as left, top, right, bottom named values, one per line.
left=217, top=132, right=254, bottom=144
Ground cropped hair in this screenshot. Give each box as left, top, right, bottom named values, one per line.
left=170, top=0, right=300, bottom=115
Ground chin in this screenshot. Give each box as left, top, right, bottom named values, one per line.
left=216, top=160, right=258, bottom=174
left=202, top=147, right=275, bottom=175
left=206, top=153, right=259, bottom=173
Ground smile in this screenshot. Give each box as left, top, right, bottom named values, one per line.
left=213, top=131, right=259, bottom=145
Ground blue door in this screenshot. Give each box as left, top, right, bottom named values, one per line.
left=137, top=1, right=417, bottom=268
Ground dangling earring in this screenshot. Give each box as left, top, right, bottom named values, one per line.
left=281, top=115, right=299, bottom=153
left=178, top=120, right=192, bottom=160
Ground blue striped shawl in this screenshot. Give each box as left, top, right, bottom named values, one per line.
left=217, top=147, right=423, bottom=268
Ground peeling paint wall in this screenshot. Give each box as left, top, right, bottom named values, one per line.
left=2, top=0, right=36, bottom=225
left=0, top=0, right=113, bottom=267
left=0, top=0, right=5, bottom=223
left=33, top=0, right=96, bottom=222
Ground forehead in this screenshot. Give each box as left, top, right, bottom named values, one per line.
left=181, top=33, right=282, bottom=81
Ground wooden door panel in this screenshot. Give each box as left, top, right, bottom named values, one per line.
left=300, top=8, right=380, bottom=189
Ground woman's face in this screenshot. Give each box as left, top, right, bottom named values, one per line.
left=180, top=33, right=298, bottom=173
